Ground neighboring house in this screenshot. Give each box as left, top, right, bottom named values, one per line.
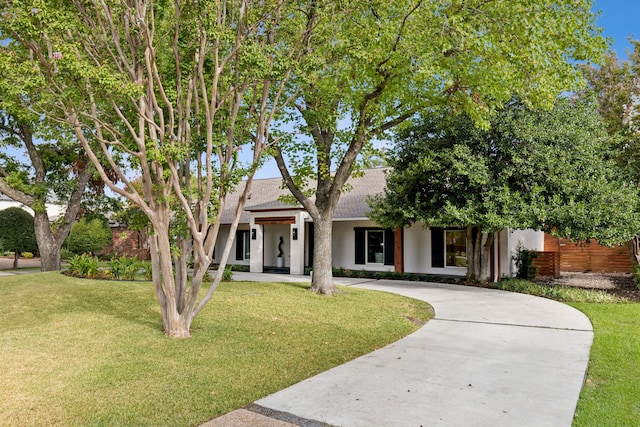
left=104, top=222, right=151, bottom=260
left=215, top=168, right=544, bottom=280
left=0, top=193, right=65, bottom=221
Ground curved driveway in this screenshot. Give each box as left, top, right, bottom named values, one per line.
left=206, top=275, right=593, bottom=427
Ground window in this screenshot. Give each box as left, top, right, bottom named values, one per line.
left=355, top=228, right=394, bottom=265
left=367, top=229, right=385, bottom=264
left=235, top=230, right=251, bottom=261
left=445, top=230, right=466, bottom=267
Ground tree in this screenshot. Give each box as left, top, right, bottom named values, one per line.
left=1, top=1, right=319, bottom=337
left=271, top=0, right=607, bottom=294
left=579, top=42, right=640, bottom=262
left=368, top=98, right=639, bottom=281
left=0, top=207, right=38, bottom=269
left=0, top=115, right=95, bottom=271
left=65, top=217, right=112, bottom=256
left=0, top=42, right=97, bottom=272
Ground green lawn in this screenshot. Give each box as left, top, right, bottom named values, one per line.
left=0, top=272, right=432, bottom=426
left=571, top=303, right=640, bottom=426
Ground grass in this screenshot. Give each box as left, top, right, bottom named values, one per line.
left=0, top=272, right=432, bottom=426
left=570, top=303, right=640, bottom=426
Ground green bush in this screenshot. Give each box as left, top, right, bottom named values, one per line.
left=0, top=207, right=38, bottom=257
left=140, top=261, right=153, bottom=281
left=21, top=252, right=34, bottom=259
left=633, top=264, right=640, bottom=290
left=65, top=217, right=112, bottom=255
left=66, top=254, right=100, bottom=278
left=513, top=245, right=539, bottom=279
left=495, top=278, right=624, bottom=303
left=108, top=255, right=140, bottom=280
left=222, top=265, right=234, bottom=281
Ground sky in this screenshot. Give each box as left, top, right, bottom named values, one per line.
left=593, top=0, right=639, bottom=61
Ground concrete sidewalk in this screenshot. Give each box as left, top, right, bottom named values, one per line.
left=204, top=273, right=594, bottom=426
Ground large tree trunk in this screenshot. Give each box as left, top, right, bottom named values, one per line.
left=309, top=215, right=335, bottom=295
left=466, top=226, right=494, bottom=282
left=34, top=212, right=62, bottom=271
left=149, top=219, right=194, bottom=338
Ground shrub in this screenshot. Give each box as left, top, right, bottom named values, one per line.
left=140, top=261, right=153, bottom=281
left=496, top=278, right=624, bottom=303
left=66, top=254, right=100, bottom=278
left=513, top=245, right=538, bottom=279
left=222, top=266, right=234, bottom=281
left=65, top=217, right=112, bottom=255
left=633, top=264, right=640, bottom=290
left=108, top=255, right=140, bottom=280
left=0, top=207, right=38, bottom=258
left=60, top=248, right=73, bottom=261
left=21, top=252, right=34, bottom=259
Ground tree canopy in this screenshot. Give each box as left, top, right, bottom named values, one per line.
left=0, top=0, right=323, bottom=337
left=271, top=0, right=608, bottom=293
left=369, top=98, right=640, bottom=280
left=579, top=41, right=640, bottom=262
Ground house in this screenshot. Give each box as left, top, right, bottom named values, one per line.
left=214, top=168, right=544, bottom=280
left=0, top=193, right=65, bottom=220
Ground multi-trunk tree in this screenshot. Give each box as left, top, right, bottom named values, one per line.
left=1, top=0, right=318, bottom=337
left=271, top=0, right=607, bottom=294
left=368, top=99, right=639, bottom=281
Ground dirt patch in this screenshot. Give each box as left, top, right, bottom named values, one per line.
left=543, top=272, right=640, bottom=302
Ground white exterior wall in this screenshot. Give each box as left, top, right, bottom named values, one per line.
left=403, top=223, right=431, bottom=274
left=263, top=224, right=290, bottom=267
left=331, top=220, right=394, bottom=272
left=213, top=225, right=251, bottom=267
left=404, top=224, right=467, bottom=277
left=501, top=228, right=545, bottom=278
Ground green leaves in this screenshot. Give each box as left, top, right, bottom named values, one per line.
left=370, top=98, right=640, bottom=245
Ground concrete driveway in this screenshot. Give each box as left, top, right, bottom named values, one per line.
left=204, top=274, right=592, bottom=427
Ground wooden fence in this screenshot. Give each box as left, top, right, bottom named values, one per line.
left=544, top=234, right=632, bottom=273
left=534, top=251, right=560, bottom=278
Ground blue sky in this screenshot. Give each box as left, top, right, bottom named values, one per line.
left=594, top=0, right=639, bottom=60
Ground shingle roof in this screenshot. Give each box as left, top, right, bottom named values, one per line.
left=220, top=168, right=389, bottom=224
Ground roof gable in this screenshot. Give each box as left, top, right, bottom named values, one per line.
left=220, top=168, right=389, bottom=223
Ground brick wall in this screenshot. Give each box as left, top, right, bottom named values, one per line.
left=104, top=227, right=150, bottom=260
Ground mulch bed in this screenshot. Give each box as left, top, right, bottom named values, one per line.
left=540, top=272, right=640, bottom=302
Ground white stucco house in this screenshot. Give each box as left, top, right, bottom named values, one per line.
left=214, top=168, right=544, bottom=280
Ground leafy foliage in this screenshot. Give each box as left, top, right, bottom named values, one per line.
left=1, top=0, right=322, bottom=336
left=513, top=246, right=539, bottom=280
left=108, top=255, right=141, bottom=281
left=370, top=99, right=639, bottom=245
left=65, top=253, right=100, bottom=278
left=0, top=207, right=37, bottom=255
left=271, top=0, right=607, bottom=293
left=65, top=217, right=112, bottom=256
left=495, top=279, right=624, bottom=303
